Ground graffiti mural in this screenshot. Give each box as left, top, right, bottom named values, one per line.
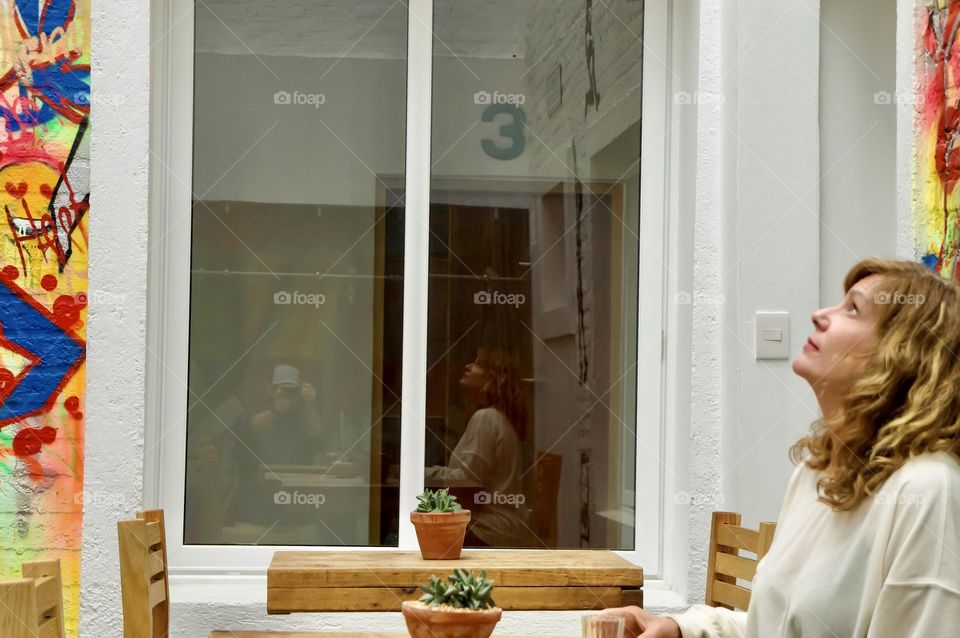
left=0, top=0, right=90, bottom=635
left=917, top=0, right=960, bottom=280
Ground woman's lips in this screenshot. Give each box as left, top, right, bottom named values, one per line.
left=804, top=337, right=819, bottom=352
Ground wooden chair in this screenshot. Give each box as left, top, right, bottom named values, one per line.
left=705, top=512, right=776, bottom=611
left=118, top=509, right=337, bottom=638
left=530, top=451, right=562, bottom=548
left=118, top=510, right=170, bottom=638
left=0, top=559, right=66, bottom=638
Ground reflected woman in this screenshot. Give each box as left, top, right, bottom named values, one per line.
left=426, top=347, right=531, bottom=547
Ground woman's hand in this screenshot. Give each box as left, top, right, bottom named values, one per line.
left=601, top=606, right=682, bottom=638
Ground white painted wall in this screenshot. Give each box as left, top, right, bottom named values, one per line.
left=729, top=0, right=824, bottom=534
left=79, top=0, right=915, bottom=635
left=898, top=0, right=922, bottom=259
left=80, top=0, right=150, bottom=636
left=672, top=0, right=726, bottom=605
left=819, top=0, right=898, bottom=305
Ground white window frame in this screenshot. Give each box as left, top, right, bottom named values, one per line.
left=146, top=0, right=677, bottom=581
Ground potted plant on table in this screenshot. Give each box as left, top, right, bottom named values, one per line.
left=411, top=488, right=471, bottom=560
left=402, top=569, right=502, bottom=638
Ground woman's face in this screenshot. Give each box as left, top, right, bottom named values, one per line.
left=460, top=359, right=491, bottom=392
left=792, top=274, right=883, bottom=395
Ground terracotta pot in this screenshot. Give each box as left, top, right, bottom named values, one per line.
left=402, top=600, right=502, bottom=638
left=410, top=510, right=471, bottom=559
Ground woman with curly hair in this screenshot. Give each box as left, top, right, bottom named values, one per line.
left=425, top=347, right=530, bottom=547
left=605, top=258, right=960, bottom=637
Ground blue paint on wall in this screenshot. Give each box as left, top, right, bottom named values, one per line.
left=0, top=279, right=84, bottom=425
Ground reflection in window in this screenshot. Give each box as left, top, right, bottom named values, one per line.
left=183, top=1, right=407, bottom=546
left=421, top=0, right=643, bottom=549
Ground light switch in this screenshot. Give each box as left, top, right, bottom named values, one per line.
left=756, top=311, right=790, bottom=360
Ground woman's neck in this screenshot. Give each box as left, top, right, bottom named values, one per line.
left=815, top=386, right=842, bottom=422
left=815, top=389, right=850, bottom=450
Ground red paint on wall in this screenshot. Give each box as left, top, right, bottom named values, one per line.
left=12, top=427, right=57, bottom=457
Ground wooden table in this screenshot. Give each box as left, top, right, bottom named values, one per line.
left=268, top=550, right=643, bottom=613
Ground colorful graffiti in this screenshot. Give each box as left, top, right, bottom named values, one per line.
left=917, top=0, right=960, bottom=280
left=0, top=0, right=90, bottom=635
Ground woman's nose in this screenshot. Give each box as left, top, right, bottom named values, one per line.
left=811, top=307, right=829, bottom=330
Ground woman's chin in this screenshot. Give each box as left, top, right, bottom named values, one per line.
left=791, top=354, right=814, bottom=380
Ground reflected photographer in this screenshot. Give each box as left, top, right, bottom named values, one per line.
left=248, top=363, right=324, bottom=465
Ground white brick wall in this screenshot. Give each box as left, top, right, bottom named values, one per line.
left=523, top=0, right=644, bottom=174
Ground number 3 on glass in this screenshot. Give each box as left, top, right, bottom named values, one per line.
left=481, top=104, right=526, bottom=161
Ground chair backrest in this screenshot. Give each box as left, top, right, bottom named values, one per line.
left=0, top=578, right=37, bottom=638
left=531, top=452, right=562, bottom=548
left=117, top=510, right=170, bottom=638
left=705, top=511, right=776, bottom=611
left=22, top=559, right=66, bottom=638
left=0, top=559, right=66, bottom=638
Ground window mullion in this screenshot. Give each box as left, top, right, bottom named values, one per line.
left=398, top=0, right=434, bottom=550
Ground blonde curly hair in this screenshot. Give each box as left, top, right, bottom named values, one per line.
left=790, top=257, right=960, bottom=510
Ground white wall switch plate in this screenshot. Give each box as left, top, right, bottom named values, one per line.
left=756, top=311, right=790, bottom=360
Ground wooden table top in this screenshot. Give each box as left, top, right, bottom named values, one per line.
left=268, top=549, right=643, bottom=588
left=267, top=549, right=643, bottom=613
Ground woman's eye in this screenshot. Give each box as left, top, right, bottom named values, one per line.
left=848, top=304, right=859, bottom=316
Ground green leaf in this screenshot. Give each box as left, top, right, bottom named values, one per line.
left=414, top=569, right=496, bottom=609
left=414, top=488, right=463, bottom=513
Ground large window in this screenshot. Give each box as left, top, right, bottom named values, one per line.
left=182, top=0, right=407, bottom=547
left=157, top=0, right=666, bottom=569
left=418, top=1, right=643, bottom=550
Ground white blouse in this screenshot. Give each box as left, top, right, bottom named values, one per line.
left=424, top=407, right=529, bottom=546
left=668, top=451, right=960, bottom=637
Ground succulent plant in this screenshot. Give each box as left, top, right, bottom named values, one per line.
left=415, top=488, right=462, bottom=513
left=418, top=569, right=496, bottom=610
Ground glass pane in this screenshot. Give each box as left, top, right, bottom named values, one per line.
left=424, top=0, right=642, bottom=549
left=184, top=0, right=407, bottom=546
